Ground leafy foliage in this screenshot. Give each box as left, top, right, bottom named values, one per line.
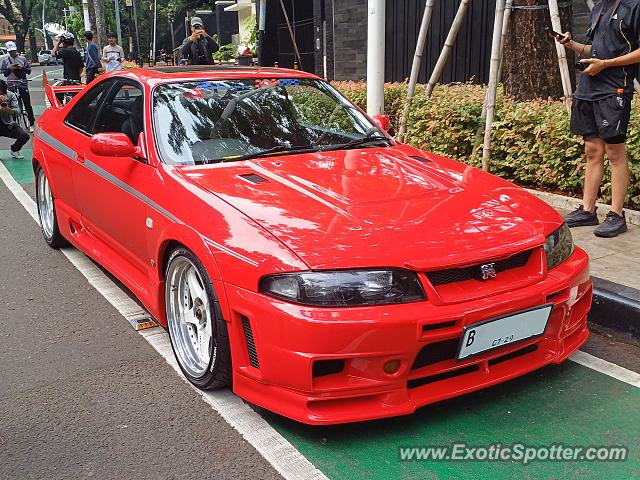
left=213, top=43, right=236, bottom=61
left=333, top=81, right=640, bottom=210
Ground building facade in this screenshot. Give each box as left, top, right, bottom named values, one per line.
left=260, top=0, right=588, bottom=84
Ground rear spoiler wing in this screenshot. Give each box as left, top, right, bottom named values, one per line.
left=43, top=70, right=86, bottom=109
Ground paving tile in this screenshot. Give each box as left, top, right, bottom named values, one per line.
left=589, top=252, right=640, bottom=290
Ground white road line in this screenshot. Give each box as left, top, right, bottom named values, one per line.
left=31, top=68, right=62, bottom=80
left=570, top=350, right=640, bottom=388
left=0, top=160, right=329, bottom=480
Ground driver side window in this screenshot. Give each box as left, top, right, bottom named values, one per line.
left=93, top=82, right=144, bottom=145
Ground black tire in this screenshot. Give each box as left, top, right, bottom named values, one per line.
left=165, top=247, right=232, bottom=390
left=35, top=166, right=69, bottom=249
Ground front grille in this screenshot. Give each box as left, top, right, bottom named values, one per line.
left=411, top=339, right=459, bottom=370
left=408, top=365, right=480, bottom=389
left=240, top=315, right=259, bottom=369
left=426, top=250, right=532, bottom=287
left=488, top=344, right=538, bottom=366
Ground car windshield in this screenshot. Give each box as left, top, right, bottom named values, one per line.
left=152, top=78, right=390, bottom=165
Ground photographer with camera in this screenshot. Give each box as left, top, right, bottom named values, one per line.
left=0, top=41, right=35, bottom=133
left=52, top=32, right=84, bottom=84
left=553, top=0, right=640, bottom=238
left=0, top=79, right=30, bottom=159
left=102, top=32, right=125, bottom=73
left=181, top=17, right=219, bottom=65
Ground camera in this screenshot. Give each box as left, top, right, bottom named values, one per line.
left=1, top=102, right=8, bottom=108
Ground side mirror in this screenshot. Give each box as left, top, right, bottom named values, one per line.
left=90, top=133, right=142, bottom=159
left=372, top=114, right=390, bottom=132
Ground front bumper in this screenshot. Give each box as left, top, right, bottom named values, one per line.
left=224, top=247, right=591, bottom=425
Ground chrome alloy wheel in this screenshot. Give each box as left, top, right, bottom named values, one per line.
left=166, top=256, right=215, bottom=379
left=37, top=168, right=55, bottom=240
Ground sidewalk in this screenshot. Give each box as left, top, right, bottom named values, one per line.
left=570, top=219, right=640, bottom=290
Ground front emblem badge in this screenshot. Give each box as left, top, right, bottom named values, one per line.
left=480, top=263, right=497, bottom=280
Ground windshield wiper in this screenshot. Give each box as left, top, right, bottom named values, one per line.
left=323, top=135, right=394, bottom=152
left=203, top=144, right=322, bottom=164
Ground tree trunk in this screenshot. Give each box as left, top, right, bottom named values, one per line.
left=93, top=0, right=107, bottom=49
left=503, top=0, right=575, bottom=100
left=15, top=33, right=27, bottom=54
left=88, top=0, right=98, bottom=36
left=29, top=27, right=38, bottom=63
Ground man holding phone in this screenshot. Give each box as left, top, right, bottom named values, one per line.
left=181, top=17, right=219, bottom=65
left=553, top=0, right=640, bottom=237
left=102, top=32, right=125, bottom=72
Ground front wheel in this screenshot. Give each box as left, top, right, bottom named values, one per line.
left=165, top=248, right=232, bottom=390
left=36, top=166, right=68, bottom=248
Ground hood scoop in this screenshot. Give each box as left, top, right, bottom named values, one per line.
left=410, top=155, right=433, bottom=163
left=239, top=173, right=268, bottom=184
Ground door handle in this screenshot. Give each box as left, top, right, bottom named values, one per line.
left=76, top=152, right=86, bottom=164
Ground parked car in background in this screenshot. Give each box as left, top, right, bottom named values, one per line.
left=38, top=50, right=56, bottom=65
left=0, top=47, right=9, bottom=63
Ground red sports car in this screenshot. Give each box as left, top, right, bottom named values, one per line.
left=33, top=66, right=591, bottom=425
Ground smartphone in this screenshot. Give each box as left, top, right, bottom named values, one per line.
left=548, top=28, right=566, bottom=39
left=576, top=62, right=588, bottom=72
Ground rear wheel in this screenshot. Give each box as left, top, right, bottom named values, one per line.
left=36, top=166, right=68, bottom=248
left=165, top=248, right=231, bottom=390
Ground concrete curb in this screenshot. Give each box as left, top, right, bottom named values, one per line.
left=527, top=189, right=640, bottom=227
left=589, top=277, right=640, bottom=339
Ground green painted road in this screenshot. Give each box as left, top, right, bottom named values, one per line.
left=266, top=362, right=639, bottom=480
left=1, top=78, right=638, bottom=480
left=1, top=150, right=33, bottom=184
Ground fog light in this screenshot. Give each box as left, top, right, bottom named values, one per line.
left=383, top=360, right=401, bottom=374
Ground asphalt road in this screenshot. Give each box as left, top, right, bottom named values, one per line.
left=0, top=64, right=638, bottom=480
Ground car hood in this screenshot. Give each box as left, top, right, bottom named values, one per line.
left=178, top=146, right=562, bottom=270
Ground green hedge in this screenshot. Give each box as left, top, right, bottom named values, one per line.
left=332, top=81, right=640, bottom=210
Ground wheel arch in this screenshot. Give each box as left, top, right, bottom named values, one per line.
left=153, top=225, right=230, bottom=327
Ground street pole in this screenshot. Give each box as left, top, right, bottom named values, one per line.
left=151, top=0, right=157, bottom=64
left=366, top=0, right=385, bottom=116
left=42, top=0, right=47, bottom=48
left=126, top=0, right=134, bottom=55
left=114, top=0, right=123, bottom=46
left=132, top=0, right=141, bottom=63
left=258, top=0, right=266, bottom=66
left=82, top=0, right=91, bottom=31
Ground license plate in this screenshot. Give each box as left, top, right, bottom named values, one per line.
left=457, top=305, right=553, bottom=360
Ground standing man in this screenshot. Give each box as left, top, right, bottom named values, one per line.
left=181, top=17, right=219, bottom=65
left=0, top=79, right=30, bottom=159
left=1, top=41, right=35, bottom=133
left=102, top=32, right=125, bottom=72
left=554, top=0, right=640, bottom=238
left=83, top=31, right=102, bottom=83
left=52, top=33, right=84, bottom=84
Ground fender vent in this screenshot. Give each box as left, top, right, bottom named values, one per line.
left=239, top=173, right=268, bottom=184
left=240, top=315, right=259, bottom=369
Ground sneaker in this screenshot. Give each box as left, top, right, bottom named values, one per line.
left=564, top=205, right=599, bottom=227
left=10, top=151, right=24, bottom=159
left=594, top=211, right=628, bottom=238
left=29, top=125, right=34, bottom=133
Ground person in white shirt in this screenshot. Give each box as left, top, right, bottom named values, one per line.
left=102, top=32, right=125, bottom=72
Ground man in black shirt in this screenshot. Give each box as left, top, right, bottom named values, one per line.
left=181, top=17, right=219, bottom=65
left=52, top=32, right=84, bottom=84
left=555, top=0, right=640, bottom=237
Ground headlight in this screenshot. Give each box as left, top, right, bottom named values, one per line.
left=259, top=269, right=426, bottom=307
left=544, top=223, right=574, bottom=270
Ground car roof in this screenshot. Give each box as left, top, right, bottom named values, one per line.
left=111, top=65, right=321, bottom=85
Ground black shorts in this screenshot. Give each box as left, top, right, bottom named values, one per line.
left=571, top=96, right=631, bottom=144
